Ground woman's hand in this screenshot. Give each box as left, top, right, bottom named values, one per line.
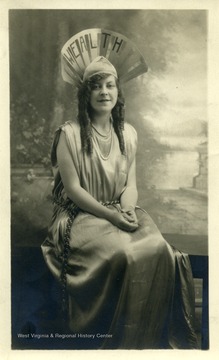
left=108, top=211, right=138, bottom=232
left=121, top=206, right=138, bottom=225
left=122, top=210, right=138, bottom=224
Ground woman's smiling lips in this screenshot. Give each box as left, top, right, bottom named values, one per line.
left=97, top=99, right=110, bottom=103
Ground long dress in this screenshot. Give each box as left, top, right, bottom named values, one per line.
left=41, top=120, right=198, bottom=349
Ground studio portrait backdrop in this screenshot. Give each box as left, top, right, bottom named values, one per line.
left=10, top=9, right=208, bottom=350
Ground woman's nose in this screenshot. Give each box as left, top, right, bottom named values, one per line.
left=100, top=86, right=108, bottom=95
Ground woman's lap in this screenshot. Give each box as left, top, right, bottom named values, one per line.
left=41, top=206, right=197, bottom=348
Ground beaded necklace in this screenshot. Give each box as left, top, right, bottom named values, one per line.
left=91, top=122, right=113, bottom=160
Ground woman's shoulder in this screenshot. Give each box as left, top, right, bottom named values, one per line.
left=123, top=122, right=138, bottom=159
left=124, top=122, right=137, bottom=134
left=51, top=120, right=80, bottom=166
left=123, top=122, right=138, bottom=141
left=59, top=120, right=80, bottom=135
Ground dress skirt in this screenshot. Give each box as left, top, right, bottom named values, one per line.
left=41, top=204, right=198, bottom=349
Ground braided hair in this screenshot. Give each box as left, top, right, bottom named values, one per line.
left=77, top=73, right=126, bottom=155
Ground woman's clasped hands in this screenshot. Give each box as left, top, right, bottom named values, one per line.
left=108, top=206, right=138, bottom=232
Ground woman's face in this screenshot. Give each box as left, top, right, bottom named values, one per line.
left=89, top=75, right=118, bottom=116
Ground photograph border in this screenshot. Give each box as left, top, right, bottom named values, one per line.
left=1, top=0, right=219, bottom=359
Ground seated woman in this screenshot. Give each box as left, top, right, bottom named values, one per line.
left=42, top=46, right=198, bottom=349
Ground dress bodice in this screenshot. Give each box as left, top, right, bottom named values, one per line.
left=52, top=120, right=137, bottom=203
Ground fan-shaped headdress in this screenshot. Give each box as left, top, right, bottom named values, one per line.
left=61, top=28, right=148, bottom=86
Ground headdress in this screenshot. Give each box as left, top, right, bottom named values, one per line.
left=83, top=56, right=117, bottom=81
left=61, top=28, right=148, bottom=86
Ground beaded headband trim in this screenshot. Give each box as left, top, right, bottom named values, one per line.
left=61, top=28, right=148, bottom=86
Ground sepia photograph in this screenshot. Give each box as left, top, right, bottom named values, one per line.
left=9, top=8, right=209, bottom=351
left=1, top=1, right=218, bottom=358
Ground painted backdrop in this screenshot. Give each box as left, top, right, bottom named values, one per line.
left=10, top=9, right=207, bottom=244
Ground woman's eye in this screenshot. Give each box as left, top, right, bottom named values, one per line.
left=91, top=83, right=100, bottom=90
left=90, top=82, right=116, bottom=90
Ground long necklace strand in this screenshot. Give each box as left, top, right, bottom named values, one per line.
left=92, top=123, right=113, bottom=160
left=91, top=123, right=111, bottom=138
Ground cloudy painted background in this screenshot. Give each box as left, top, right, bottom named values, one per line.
left=141, top=11, right=207, bottom=149
left=10, top=10, right=207, bottom=190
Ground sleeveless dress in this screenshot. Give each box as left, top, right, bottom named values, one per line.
left=41, top=120, right=198, bottom=349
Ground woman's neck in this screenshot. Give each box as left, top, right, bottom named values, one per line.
left=91, top=113, right=112, bottom=132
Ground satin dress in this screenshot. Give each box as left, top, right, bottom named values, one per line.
left=41, top=120, right=198, bottom=349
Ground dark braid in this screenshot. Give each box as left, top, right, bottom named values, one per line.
left=112, top=86, right=126, bottom=155
left=77, top=73, right=126, bottom=155
left=77, top=83, right=93, bottom=154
